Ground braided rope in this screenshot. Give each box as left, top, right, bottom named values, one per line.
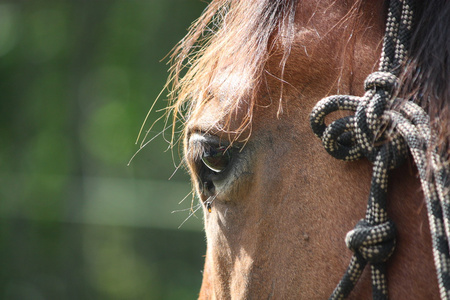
left=309, top=0, right=450, bottom=299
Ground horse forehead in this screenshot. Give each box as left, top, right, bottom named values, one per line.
left=187, top=0, right=384, bottom=134
left=211, top=70, right=252, bottom=102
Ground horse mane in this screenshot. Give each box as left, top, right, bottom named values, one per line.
left=399, top=0, right=450, bottom=163
left=166, top=0, right=449, bottom=163
left=166, top=0, right=298, bottom=138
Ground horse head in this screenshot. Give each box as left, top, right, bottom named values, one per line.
left=165, top=0, right=449, bottom=298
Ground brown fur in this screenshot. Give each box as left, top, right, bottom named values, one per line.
left=165, top=0, right=446, bottom=298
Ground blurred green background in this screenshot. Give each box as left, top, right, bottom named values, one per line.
left=0, top=0, right=208, bottom=299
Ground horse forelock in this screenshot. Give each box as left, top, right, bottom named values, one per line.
left=166, top=0, right=390, bottom=141
left=167, top=0, right=298, bottom=141
left=166, top=0, right=449, bottom=164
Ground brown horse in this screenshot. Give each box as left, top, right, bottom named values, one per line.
left=163, top=0, right=450, bottom=298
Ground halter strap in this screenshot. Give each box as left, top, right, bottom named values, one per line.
left=310, top=0, right=450, bottom=299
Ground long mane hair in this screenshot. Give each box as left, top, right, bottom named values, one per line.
left=164, top=0, right=449, bottom=163
left=166, top=0, right=297, bottom=138
left=400, top=0, right=450, bottom=162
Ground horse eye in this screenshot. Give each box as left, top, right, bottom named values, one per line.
left=201, top=146, right=231, bottom=173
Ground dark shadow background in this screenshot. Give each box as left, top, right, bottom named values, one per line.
left=0, top=0, right=207, bottom=299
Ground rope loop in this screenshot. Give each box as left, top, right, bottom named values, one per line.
left=322, top=115, right=362, bottom=161
left=364, top=72, right=398, bottom=93
left=309, top=74, right=408, bottom=167
left=345, top=220, right=396, bottom=264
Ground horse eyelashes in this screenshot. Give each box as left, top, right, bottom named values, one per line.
left=188, top=132, right=234, bottom=174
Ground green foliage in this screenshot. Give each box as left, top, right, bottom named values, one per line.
left=0, top=0, right=207, bottom=298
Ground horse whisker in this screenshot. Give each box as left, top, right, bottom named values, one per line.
left=171, top=205, right=198, bottom=214
left=135, top=85, right=167, bottom=144
left=168, top=163, right=182, bottom=180
left=127, top=123, right=175, bottom=166
left=178, top=190, right=194, bottom=205
left=177, top=203, right=203, bottom=229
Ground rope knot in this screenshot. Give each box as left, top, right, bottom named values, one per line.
left=364, top=72, right=398, bottom=93
left=345, top=220, right=396, bottom=264
left=354, top=71, right=407, bottom=165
